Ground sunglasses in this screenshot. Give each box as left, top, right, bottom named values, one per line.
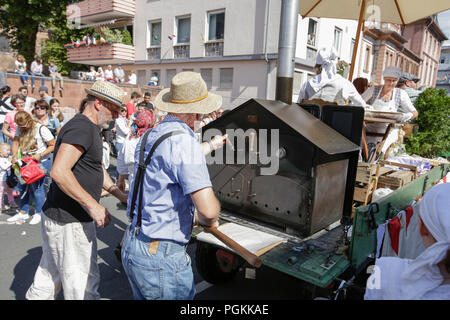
left=35, top=106, right=48, bottom=110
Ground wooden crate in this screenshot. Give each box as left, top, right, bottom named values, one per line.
left=354, top=162, right=380, bottom=205
left=378, top=170, right=414, bottom=190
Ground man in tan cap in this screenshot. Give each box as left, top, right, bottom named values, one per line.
left=26, top=81, right=128, bottom=300
left=121, top=71, right=225, bottom=300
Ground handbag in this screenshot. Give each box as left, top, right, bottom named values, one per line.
left=18, top=157, right=47, bottom=185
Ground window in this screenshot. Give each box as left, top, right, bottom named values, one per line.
left=200, top=68, right=213, bottom=88
left=293, top=71, right=303, bottom=94
left=307, top=19, right=318, bottom=47
left=208, top=11, right=225, bottom=41
left=166, top=69, right=176, bottom=87
left=176, top=16, right=191, bottom=44
left=149, top=21, right=161, bottom=47
left=182, top=69, right=194, bottom=72
left=350, top=39, right=355, bottom=60
left=333, top=27, right=342, bottom=54
left=363, top=46, right=371, bottom=73
left=219, top=68, right=233, bottom=89
left=137, top=70, right=147, bottom=86
left=306, top=47, right=317, bottom=62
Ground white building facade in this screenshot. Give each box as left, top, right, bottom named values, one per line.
left=130, top=0, right=369, bottom=108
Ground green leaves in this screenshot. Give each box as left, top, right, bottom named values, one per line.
left=405, top=88, right=450, bottom=158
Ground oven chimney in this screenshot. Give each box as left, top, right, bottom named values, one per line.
left=276, top=0, right=299, bottom=105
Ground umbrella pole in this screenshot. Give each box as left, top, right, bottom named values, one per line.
left=348, top=0, right=366, bottom=82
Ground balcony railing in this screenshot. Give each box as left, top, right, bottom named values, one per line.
left=205, top=41, right=223, bottom=57
left=147, top=47, right=161, bottom=60
left=174, top=44, right=190, bottom=59
left=67, top=0, right=135, bottom=25
left=66, top=42, right=135, bottom=65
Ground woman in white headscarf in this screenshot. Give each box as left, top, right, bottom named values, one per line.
left=297, top=47, right=366, bottom=107
left=364, top=183, right=450, bottom=300
left=362, top=66, right=418, bottom=121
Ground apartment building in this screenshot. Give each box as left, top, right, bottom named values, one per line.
left=65, top=0, right=447, bottom=108
left=436, top=45, right=450, bottom=93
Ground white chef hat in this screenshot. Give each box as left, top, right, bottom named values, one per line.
left=382, top=66, right=402, bottom=79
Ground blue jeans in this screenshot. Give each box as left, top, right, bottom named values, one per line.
left=18, top=158, right=51, bottom=215
left=31, top=72, right=45, bottom=86
left=15, top=71, right=29, bottom=84
left=121, top=225, right=195, bottom=300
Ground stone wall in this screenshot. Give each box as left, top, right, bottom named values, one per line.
left=4, top=73, right=162, bottom=111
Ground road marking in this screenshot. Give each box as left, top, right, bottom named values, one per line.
left=195, top=280, right=213, bottom=294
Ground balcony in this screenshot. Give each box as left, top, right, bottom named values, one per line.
left=174, top=44, right=190, bottom=59
left=67, top=0, right=135, bottom=25
left=205, top=41, right=223, bottom=57
left=147, top=47, right=161, bottom=60
left=67, top=42, right=135, bottom=65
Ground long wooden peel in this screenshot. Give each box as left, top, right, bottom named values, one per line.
left=202, top=226, right=262, bottom=268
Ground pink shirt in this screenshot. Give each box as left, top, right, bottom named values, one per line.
left=4, top=110, right=31, bottom=138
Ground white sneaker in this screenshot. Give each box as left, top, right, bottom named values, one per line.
left=29, top=214, right=42, bottom=225
left=7, top=212, right=30, bottom=222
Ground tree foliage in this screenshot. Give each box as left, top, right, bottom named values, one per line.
left=0, top=0, right=92, bottom=75
left=0, top=0, right=67, bottom=63
left=40, top=12, right=93, bottom=75
left=405, top=88, right=450, bottom=158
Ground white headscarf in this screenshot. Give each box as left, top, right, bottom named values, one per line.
left=309, top=47, right=339, bottom=92
left=401, top=183, right=450, bottom=299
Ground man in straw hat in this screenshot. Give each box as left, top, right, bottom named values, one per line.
left=121, top=71, right=226, bottom=300
left=26, top=81, right=128, bottom=300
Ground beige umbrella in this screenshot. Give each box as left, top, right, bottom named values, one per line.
left=299, top=0, right=450, bottom=79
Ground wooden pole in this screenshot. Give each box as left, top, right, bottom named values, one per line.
left=348, top=0, right=366, bottom=82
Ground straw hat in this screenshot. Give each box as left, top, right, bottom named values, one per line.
left=85, top=80, right=125, bottom=108
left=155, top=72, right=222, bottom=114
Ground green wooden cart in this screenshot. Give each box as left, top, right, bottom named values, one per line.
left=192, top=163, right=450, bottom=298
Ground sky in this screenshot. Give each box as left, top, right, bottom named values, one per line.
left=437, top=10, right=450, bottom=46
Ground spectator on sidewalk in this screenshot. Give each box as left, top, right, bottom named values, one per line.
left=105, top=65, right=116, bottom=83
left=48, top=61, right=64, bottom=97
left=148, top=72, right=159, bottom=86
left=15, top=55, right=30, bottom=87
left=114, top=106, right=131, bottom=159
left=2, top=94, right=29, bottom=143
left=30, top=58, right=45, bottom=93
left=33, top=100, right=61, bottom=137
left=17, top=86, right=37, bottom=113
left=143, top=92, right=155, bottom=110
left=126, top=92, right=141, bottom=119
left=25, top=80, right=127, bottom=300
left=127, top=70, right=137, bottom=85
left=114, top=64, right=125, bottom=83
left=49, top=99, right=65, bottom=127
left=0, top=143, right=18, bottom=212
left=85, top=66, right=97, bottom=81
left=95, top=67, right=105, bottom=81
left=38, top=86, right=53, bottom=105
left=0, top=86, right=14, bottom=143
left=7, top=111, right=55, bottom=225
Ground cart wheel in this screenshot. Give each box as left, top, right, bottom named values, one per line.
left=195, top=242, right=240, bottom=284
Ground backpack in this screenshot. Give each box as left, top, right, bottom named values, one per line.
left=6, top=167, right=18, bottom=188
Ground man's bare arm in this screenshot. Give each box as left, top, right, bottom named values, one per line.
left=102, top=166, right=128, bottom=203
left=50, top=143, right=110, bottom=227
left=191, top=187, right=220, bottom=227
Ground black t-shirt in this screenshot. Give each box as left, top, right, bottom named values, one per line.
left=43, top=113, right=104, bottom=223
